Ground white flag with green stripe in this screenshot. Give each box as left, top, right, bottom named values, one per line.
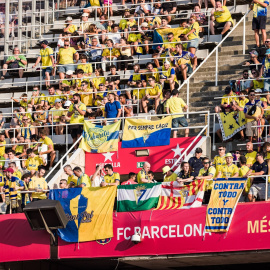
left=117, top=183, right=161, bottom=212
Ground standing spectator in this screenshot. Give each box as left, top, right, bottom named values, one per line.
left=115, top=38, right=133, bottom=72
left=177, top=162, right=195, bottom=185
left=243, top=50, right=261, bottom=71
left=162, top=166, right=178, bottom=182
left=2, top=47, right=27, bottom=79
left=216, top=153, right=239, bottom=178
left=250, top=0, right=269, bottom=49
left=104, top=93, right=121, bottom=121
left=67, top=93, right=86, bottom=146
left=244, top=89, right=264, bottom=142
left=64, top=165, right=78, bottom=187
left=108, top=24, right=121, bottom=45
left=245, top=142, right=257, bottom=167
left=166, top=89, right=189, bottom=138
left=104, top=0, right=113, bottom=17
left=73, top=166, right=91, bottom=187
left=87, top=38, right=103, bottom=68
left=33, top=40, right=55, bottom=89
left=260, top=48, right=270, bottom=92
left=137, top=162, right=152, bottom=183
left=121, top=172, right=137, bottom=185
left=28, top=165, right=48, bottom=201
left=191, top=4, right=207, bottom=25
left=56, top=40, right=79, bottom=82
left=48, top=99, right=65, bottom=135
left=188, top=147, right=204, bottom=176
left=101, top=164, right=120, bottom=186
left=213, top=146, right=226, bottom=176
left=134, top=0, right=151, bottom=23
left=160, top=0, right=177, bottom=23
left=210, top=0, right=233, bottom=36
left=91, top=164, right=104, bottom=187
left=245, top=152, right=268, bottom=201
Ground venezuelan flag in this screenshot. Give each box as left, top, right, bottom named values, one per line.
left=49, top=186, right=116, bottom=242
left=122, top=116, right=172, bottom=148
left=79, top=120, right=120, bottom=153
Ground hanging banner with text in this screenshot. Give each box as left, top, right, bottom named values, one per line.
left=205, top=178, right=246, bottom=232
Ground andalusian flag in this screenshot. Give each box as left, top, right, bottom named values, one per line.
left=117, top=183, right=161, bottom=212
left=156, top=180, right=205, bottom=210
left=217, top=111, right=246, bottom=141
left=80, top=121, right=120, bottom=153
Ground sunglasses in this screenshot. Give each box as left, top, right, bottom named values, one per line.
left=203, top=162, right=210, bottom=164
left=60, top=182, right=64, bottom=184
left=250, top=94, right=255, bottom=96
left=104, top=169, right=108, bottom=172
left=22, top=119, right=28, bottom=121
left=64, top=44, right=69, bottom=47
left=218, top=149, right=224, bottom=151
left=252, top=72, right=256, bottom=74
left=266, top=41, right=270, bottom=43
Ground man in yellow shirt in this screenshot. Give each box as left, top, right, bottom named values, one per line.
left=23, top=148, right=45, bottom=176
left=38, top=129, right=56, bottom=170
left=238, top=156, right=251, bottom=202
left=80, top=80, right=93, bottom=107
left=64, top=17, right=78, bottom=34
left=29, top=165, right=48, bottom=201
left=141, top=76, right=163, bottom=113
left=33, top=40, right=55, bottom=88
left=166, top=89, right=189, bottom=138
left=210, top=0, right=233, bottom=36
left=101, top=39, right=120, bottom=71
left=77, top=54, right=92, bottom=76
left=160, top=61, right=179, bottom=91
left=213, top=146, right=226, bottom=177
left=48, top=99, right=65, bottom=135
left=216, top=153, right=239, bottom=179
left=0, top=133, right=6, bottom=158
left=163, top=166, right=178, bottom=182
left=67, top=94, right=86, bottom=147
left=101, top=164, right=120, bottom=186
left=9, top=162, right=22, bottom=179
left=137, top=162, right=152, bottom=184
left=73, top=166, right=91, bottom=187
left=64, top=165, right=78, bottom=187
left=245, top=142, right=257, bottom=167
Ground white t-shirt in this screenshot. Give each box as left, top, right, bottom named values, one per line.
left=135, top=4, right=151, bottom=13
left=91, top=175, right=103, bottom=187
left=4, top=157, right=22, bottom=171
left=109, top=32, right=121, bottom=45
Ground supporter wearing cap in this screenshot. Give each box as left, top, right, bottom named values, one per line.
left=48, top=98, right=65, bottom=135
left=163, top=166, right=178, bottom=182
left=260, top=48, right=270, bottom=92
left=79, top=13, right=91, bottom=33
left=188, top=148, right=204, bottom=177
left=216, top=153, right=239, bottom=179
left=64, top=16, right=77, bottom=34
left=33, top=40, right=55, bottom=88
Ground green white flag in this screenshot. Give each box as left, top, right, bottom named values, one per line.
left=117, top=183, right=161, bottom=212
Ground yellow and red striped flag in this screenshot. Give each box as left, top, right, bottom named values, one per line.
left=156, top=180, right=205, bottom=210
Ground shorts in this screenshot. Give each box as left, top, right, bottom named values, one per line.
left=264, top=78, right=270, bottom=92
left=214, top=21, right=232, bottom=29
left=245, top=120, right=258, bottom=137
left=187, top=38, right=199, bottom=49
left=249, top=183, right=267, bottom=200
left=164, top=81, right=179, bottom=90
left=58, top=64, right=75, bottom=74
left=252, top=16, right=266, bottom=30
left=42, top=67, right=53, bottom=79
left=172, top=117, right=188, bottom=128
left=186, top=63, right=193, bottom=74
left=103, top=0, right=112, bottom=4
left=70, top=124, right=83, bottom=139
left=147, top=99, right=155, bottom=105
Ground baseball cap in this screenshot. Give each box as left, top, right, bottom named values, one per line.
left=55, top=98, right=62, bottom=103
left=82, top=13, right=89, bottom=17
left=224, top=86, right=232, bottom=94
left=255, top=88, right=262, bottom=93
left=40, top=40, right=48, bottom=45
left=249, top=50, right=258, bottom=57
left=3, top=168, right=14, bottom=173
left=66, top=70, right=74, bottom=75
left=141, top=22, right=148, bottom=27
left=65, top=16, right=73, bottom=22
left=266, top=49, right=270, bottom=55
left=162, top=166, right=171, bottom=174
left=64, top=100, right=72, bottom=107
left=225, top=153, right=233, bottom=157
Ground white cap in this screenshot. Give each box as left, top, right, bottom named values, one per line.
left=66, top=70, right=74, bottom=75
left=65, top=16, right=73, bottom=21
left=141, top=22, right=148, bottom=27
left=64, top=100, right=72, bottom=107
left=255, top=88, right=262, bottom=93
left=82, top=13, right=89, bottom=17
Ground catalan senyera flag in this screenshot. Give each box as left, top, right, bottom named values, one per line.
left=217, top=111, right=246, bottom=141
left=49, top=186, right=117, bottom=242
left=205, top=178, right=246, bottom=232
left=156, top=180, right=205, bottom=210
left=79, top=120, right=120, bottom=153
left=122, top=116, right=172, bottom=148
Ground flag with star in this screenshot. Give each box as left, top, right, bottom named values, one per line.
left=217, top=111, right=246, bottom=141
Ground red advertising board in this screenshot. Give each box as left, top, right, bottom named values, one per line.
left=58, top=202, right=270, bottom=258
left=0, top=214, right=50, bottom=262
left=85, top=137, right=202, bottom=175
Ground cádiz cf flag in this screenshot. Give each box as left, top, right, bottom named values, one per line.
left=49, top=186, right=117, bottom=242
left=79, top=120, right=120, bottom=153
left=217, top=111, right=246, bottom=141
left=122, top=116, right=172, bottom=148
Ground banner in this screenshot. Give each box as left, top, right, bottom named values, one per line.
left=80, top=121, right=120, bottom=153
left=156, top=180, right=205, bottom=210
left=205, top=178, right=246, bottom=232
left=49, top=186, right=117, bottom=242
left=117, top=183, right=161, bottom=212
left=217, top=112, right=246, bottom=141
left=122, top=116, right=172, bottom=148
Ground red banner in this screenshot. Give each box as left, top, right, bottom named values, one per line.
left=85, top=137, right=202, bottom=175
left=58, top=202, right=270, bottom=258
left=0, top=214, right=50, bottom=262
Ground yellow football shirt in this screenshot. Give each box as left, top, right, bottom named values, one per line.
left=26, top=156, right=44, bottom=171
left=245, top=151, right=257, bottom=166
left=13, top=170, right=22, bottom=179
left=104, top=172, right=120, bottom=184
left=49, top=107, right=64, bottom=122
left=0, top=140, right=6, bottom=156
left=77, top=63, right=93, bottom=74
left=81, top=88, right=94, bottom=106
left=221, top=94, right=239, bottom=105
left=213, top=155, right=226, bottom=177
left=188, top=22, right=200, bottom=40
left=133, top=88, right=145, bottom=100
left=77, top=173, right=91, bottom=187
left=67, top=174, right=78, bottom=186
left=219, top=164, right=239, bottom=178
left=58, top=47, right=77, bottom=65
left=239, top=165, right=250, bottom=193
left=0, top=172, right=4, bottom=187
left=29, top=176, right=48, bottom=200
left=39, top=46, right=54, bottom=68
left=164, top=172, right=178, bottom=182
left=137, top=169, right=149, bottom=184
left=198, top=166, right=216, bottom=190
left=39, top=136, right=54, bottom=149
left=68, top=102, right=86, bottom=124
left=214, top=6, right=233, bottom=24
left=92, top=77, right=106, bottom=89
left=146, top=84, right=163, bottom=99
left=66, top=24, right=77, bottom=33
left=165, top=96, right=186, bottom=118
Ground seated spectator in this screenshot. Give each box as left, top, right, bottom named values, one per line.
left=33, top=105, right=48, bottom=135
left=56, top=40, right=79, bottom=83
left=2, top=47, right=27, bottom=80
left=91, top=68, right=106, bottom=90
left=30, top=86, right=45, bottom=109
left=108, top=24, right=121, bottom=45
left=123, top=14, right=137, bottom=37
left=132, top=80, right=145, bottom=112
left=251, top=68, right=264, bottom=90
left=67, top=93, right=86, bottom=146
left=101, top=164, right=120, bottom=186
left=188, top=147, right=203, bottom=176
left=166, top=89, right=189, bottom=138
left=77, top=54, right=93, bottom=76
left=160, top=0, right=177, bottom=23
left=64, top=17, right=77, bottom=34
left=72, top=69, right=85, bottom=92
left=236, top=70, right=252, bottom=93
left=216, top=153, right=239, bottom=179
left=29, top=165, right=48, bottom=201
left=260, top=48, right=270, bottom=92
left=139, top=22, right=153, bottom=54
left=119, top=9, right=131, bottom=31
left=191, top=4, right=207, bottom=30
left=119, top=94, right=133, bottom=117
left=106, top=81, right=121, bottom=98
left=107, top=65, right=120, bottom=87
left=162, top=166, right=178, bottom=182
left=128, top=64, right=146, bottom=91
left=115, top=38, right=133, bottom=72
left=5, top=149, right=22, bottom=170
left=101, top=39, right=120, bottom=71
left=142, top=76, right=162, bottom=113
left=245, top=142, right=257, bottom=167
left=73, top=166, right=91, bottom=187
left=18, top=115, right=35, bottom=140
left=71, top=32, right=85, bottom=50
left=83, top=0, right=102, bottom=17
left=48, top=99, right=65, bottom=135
left=137, top=162, right=152, bottom=183
left=134, top=0, right=151, bottom=23
left=244, top=50, right=261, bottom=69
left=61, top=70, right=74, bottom=89
left=12, top=137, right=26, bottom=159
left=86, top=37, right=103, bottom=68
left=56, top=32, right=69, bottom=52
left=38, top=129, right=56, bottom=170
left=210, top=0, right=233, bottom=36
left=160, top=61, right=179, bottom=91
left=104, top=93, right=121, bottom=121
left=141, top=62, right=159, bottom=83
left=121, top=172, right=137, bottom=185
left=22, top=148, right=45, bottom=177
left=177, top=162, right=195, bottom=185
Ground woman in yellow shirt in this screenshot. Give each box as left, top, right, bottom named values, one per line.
left=184, top=16, right=200, bottom=55
left=90, top=68, right=106, bottom=89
